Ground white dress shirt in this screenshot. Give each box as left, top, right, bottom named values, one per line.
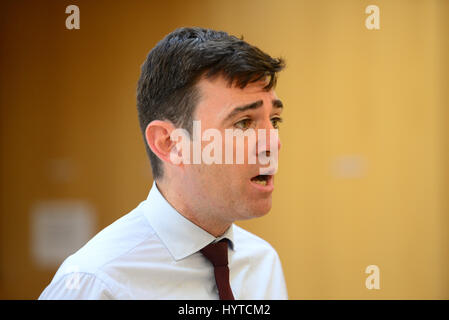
left=39, top=182, right=288, bottom=300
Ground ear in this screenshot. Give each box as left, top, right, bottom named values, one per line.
left=145, top=120, right=177, bottom=165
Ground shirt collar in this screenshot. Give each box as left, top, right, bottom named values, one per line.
left=142, top=181, right=235, bottom=261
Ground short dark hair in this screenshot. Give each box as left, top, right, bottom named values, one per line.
left=136, top=27, right=285, bottom=180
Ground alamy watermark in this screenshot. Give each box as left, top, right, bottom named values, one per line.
left=169, top=120, right=279, bottom=175
left=365, top=5, right=380, bottom=30
left=65, top=5, right=80, bottom=30
left=64, top=265, right=81, bottom=290
left=365, top=264, right=381, bottom=290
left=64, top=5, right=380, bottom=31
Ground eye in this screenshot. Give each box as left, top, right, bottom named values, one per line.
left=271, top=117, right=283, bottom=129
left=234, top=118, right=253, bottom=130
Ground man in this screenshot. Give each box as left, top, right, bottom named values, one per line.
left=39, top=27, right=287, bottom=299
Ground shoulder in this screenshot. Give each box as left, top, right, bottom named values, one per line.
left=232, top=224, right=280, bottom=260
left=231, top=224, right=288, bottom=299
left=44, top=203, right=158, bottom=294
left=65, top=204, right=155, bottom=271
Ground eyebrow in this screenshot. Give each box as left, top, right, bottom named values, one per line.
left=223, top=99, right=283, bottom=123
left=272, top=99, right=283, bottom=109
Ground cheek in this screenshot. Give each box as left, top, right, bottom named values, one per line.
left=197, top=164, right=228, bottom=189
left=206, top=164, right=245, bottom=192
left=225, top=165, right=252, bottom=193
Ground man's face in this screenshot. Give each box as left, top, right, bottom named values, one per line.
left=181, top=75, right=282, bottom=223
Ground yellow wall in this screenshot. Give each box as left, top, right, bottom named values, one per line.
left=0, top=0, right=447, bottom=299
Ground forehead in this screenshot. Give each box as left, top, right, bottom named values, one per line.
left=194, top=76, right=278, bottom=120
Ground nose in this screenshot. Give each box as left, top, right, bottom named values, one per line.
left=257, top=119, right=281, bottom=157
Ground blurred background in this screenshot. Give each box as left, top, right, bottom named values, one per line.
left=0, top=0, right=448, bottom=299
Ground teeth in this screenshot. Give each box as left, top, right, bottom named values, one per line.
left=253, top=179, right=267, bottom=186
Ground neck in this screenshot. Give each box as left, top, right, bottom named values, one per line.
left=155, top=178, right=232, bottom=237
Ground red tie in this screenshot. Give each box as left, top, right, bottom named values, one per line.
left=200, top=239, right=235, bottom=300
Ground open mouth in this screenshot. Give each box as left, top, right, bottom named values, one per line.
left=250, top=174, right=272, bottom=187
left=251, top=174, right=274, bottom=193
left=250, top=174, right=274, bottom=192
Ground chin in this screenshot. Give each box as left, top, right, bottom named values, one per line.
left=241, top=199, right=272, bottom=220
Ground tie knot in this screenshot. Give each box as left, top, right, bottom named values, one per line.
left=200, top=239, right=229, bottom=267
